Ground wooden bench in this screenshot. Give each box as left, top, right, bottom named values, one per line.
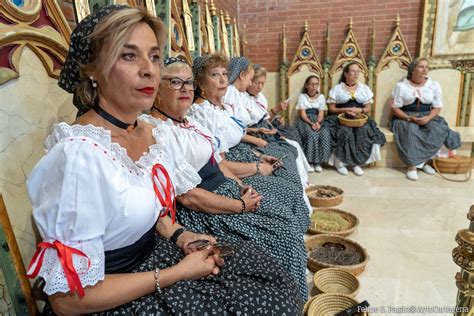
left=377, top=126, right=474, bottom=168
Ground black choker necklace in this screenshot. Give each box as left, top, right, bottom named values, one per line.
left=346, top=82, right=357, bottom=87
left=94, top=105, right=138, bottom=133
left=152, top=106, right=184, bottom=124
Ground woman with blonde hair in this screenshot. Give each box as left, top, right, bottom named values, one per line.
left=26, top=6, right=303, bottom=314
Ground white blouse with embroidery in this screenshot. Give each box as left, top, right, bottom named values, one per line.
left=243, top=92, right=270, bottom=125
left=187, top=100, right=245, bottom=152
left=27, top=122, right=200, bottom=295
left=391, top=78, right=443, bottom=108
left=140, top=114, right=222, bottom=172
left=327, top=83, right=374, bottom=105
left=222, top=84, right=253, bottom=126
left=296, top=94, right=327, bottom=110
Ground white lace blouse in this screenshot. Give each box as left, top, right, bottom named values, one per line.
left=187, top=100, right=245, bottom=152
left=327, top=83, right=374, bottom=105
left=296, top=94, right=327, bottom=110
left=391, top=78, right=443, bottom=108
left=140, top=114, right=222, bottom=171
left=26, top=122, right=200, bottom=295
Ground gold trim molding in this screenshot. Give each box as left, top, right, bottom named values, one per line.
left=287, top=21, right=323, bottom=79
left=376, top=15, right=412, bottom=73
left=330, top=17, right=368, bottom=79
left=0, top=0, right=71, bottom=85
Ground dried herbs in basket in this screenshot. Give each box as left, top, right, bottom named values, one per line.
left=309, top=242, right=363, bottom=266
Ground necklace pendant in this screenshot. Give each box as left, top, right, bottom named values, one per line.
left=127, top=125, right=134, bottom=133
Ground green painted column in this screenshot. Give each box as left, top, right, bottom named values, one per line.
left=190, top=0, right=201, bottom=60
left=154, top=0, right=171, bottom=58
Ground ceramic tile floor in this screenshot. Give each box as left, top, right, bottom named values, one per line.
left=306, top=167, right=474, bottom=315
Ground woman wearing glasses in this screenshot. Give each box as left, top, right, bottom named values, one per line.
left=326, top=62, right=386, bottom=176
left=294, top=75, right=332, bottom=173
left=143, top=56, right=310, bottom=300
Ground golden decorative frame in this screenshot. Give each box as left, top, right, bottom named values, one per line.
left=203, top=0, right=215, bottom=53
left=219, top=9, right=229, bottom=57
left=329, top=17, right=368, bottom=80
left=232, top=17, right=240, bottom=57
left=287, top=21, right=323, bottom=79
left=419, top=0, right=474, bottom=66
left=375, top=15, right=412, bottom=73
left=0, top=0, right=71, bottom=85
left=169, top=0, right=192, bottom=63
left=182, top=0, right=195, bottom=51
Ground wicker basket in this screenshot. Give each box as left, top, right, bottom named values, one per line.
left=307, top=294, right=368, bottom=316
left=313, top=268, right=360, bottom=297
left=338, top=113, right=368, bottom=127
left=433, top=156, right=472, bottom=182
left=306, top=185, right=344, bottom=208
left=303, top=296, right=318, bottom=316
left=306, top=234, right=369, bottom=275
left=308, top=208, right=359, bottom=236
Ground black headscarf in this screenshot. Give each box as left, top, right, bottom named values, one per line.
left=58, top=5, right=127, bottom=99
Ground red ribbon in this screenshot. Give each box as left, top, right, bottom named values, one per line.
left=27, top=240, right=91, bottom=298
left=152, top=163, right=177, bottom=223
left=180, top=123, right=216, bottom=165
left=255, top=99, right=268, bottom=111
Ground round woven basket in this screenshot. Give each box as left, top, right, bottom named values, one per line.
left=306, top=185, right=344, bottom=208
left=303, top=296, right=318, bottom=316
left=313, top=268, right=360, bottom=297
left=307, top=294, right=368, bottom=316
left=338, top=113, right=368, bottom=127
left=306, top=234, right=369, bottom=275
left=433, top=156, right=471, bottom=174
left=308, top=208, right=359, bottom=236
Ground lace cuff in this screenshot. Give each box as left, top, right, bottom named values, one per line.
left=174, top=161, right=202, bottom=196
left=32, top=238, right=105, bottom=296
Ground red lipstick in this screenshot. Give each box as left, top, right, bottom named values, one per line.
left=137, top=87, right=155, bottom=95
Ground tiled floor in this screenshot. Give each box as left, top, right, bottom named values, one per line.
left=306, top=167, right=473, bottom=315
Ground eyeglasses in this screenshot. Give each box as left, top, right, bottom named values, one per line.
left=209, top=72, right=228, bottom=80
left=162, top=77, right=195, bottom=90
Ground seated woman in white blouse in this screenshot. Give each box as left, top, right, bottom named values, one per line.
left=244, top=64, right=314, bottom=186
left=190, top=54, right=306, bottom=189
left=390, top=58, right=461, bottom=181
left=142, top=57, right=310, bottom=299
left=245, top=64, right=303, bottom=145
left=295, top=75, right=332, bottom=173
left=326, top=62, right=386, bottom=176
left=25, top=6, right=303, bottom=315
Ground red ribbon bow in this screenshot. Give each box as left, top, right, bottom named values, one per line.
left=180, top=123, right=216, bottom=165
left=27, top=240, right=91, bottom=298
left=152, top=163, right=177, bottom=223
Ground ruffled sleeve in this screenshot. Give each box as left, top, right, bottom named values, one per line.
left=153, top=127, right=202, bottom=196
left=391, top=82, right=404, bottom=108
left=318, top=95, right=328, bottom=110
left=296, top=94, right=307, bottom=110
left=188, top=102, right=231, bottom=152
left=27, top=139, right=116, bottom=296
left=359, top=84, right=374, bottom=104
left=327, top=85, right=339, bottom=104
left=431, top=80, right=443, bottom=108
